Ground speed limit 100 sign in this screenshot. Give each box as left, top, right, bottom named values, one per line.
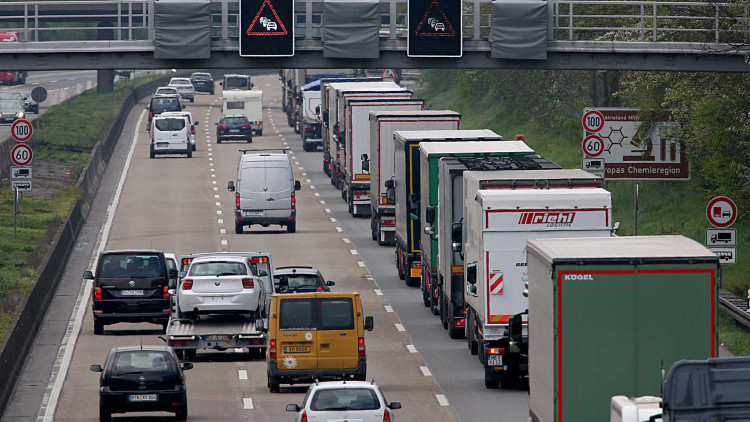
left=582, top=135, right=604, bottom=157
left=10, top=119, right=32, bottom=142
left=10, top=143, right=33, bottom=166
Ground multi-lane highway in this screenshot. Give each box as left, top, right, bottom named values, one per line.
left=3, top=73, right=529, bottom=421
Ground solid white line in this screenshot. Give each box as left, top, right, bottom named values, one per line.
left=41, top=109, right=147, bottom=422
left=436, top=394, right=449, bottom=406
left=406, top=344, right=417, bottom=353
left=243, top=398, right=254, bottom=410
left=238, top=370, right=248, bottom=380
left=396, top=324, right=406, bottom=333
left=420, top=366, right=432, bottom=377
left=385, top=305, right=394, bottom=313
left=374, top=289, right=383, bottom=296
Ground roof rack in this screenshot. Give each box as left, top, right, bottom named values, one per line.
left=238, top=148, right=290, bottom=154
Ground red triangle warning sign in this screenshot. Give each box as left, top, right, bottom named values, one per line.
left=382, top=69, right=397, bottom=79
left=415, top=0, right=456, bottom=37
left=246, top=0, right=288, bottom=36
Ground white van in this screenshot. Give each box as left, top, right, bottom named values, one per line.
left=223, top=90, right=263, bottom=136
left=150, top=115, right=192, bottom=158
left=227, top=151, right=301, bottom=233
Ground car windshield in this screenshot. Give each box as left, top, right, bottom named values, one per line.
left=113, top=351, right=172, bottom=374
left=0, top=101, right=21, bottom=111
left=100, top=253, right=164, bottom=278
left=157, top=88, right=177, bottom=95
left=274, top=274, right=321, bottom=291
left=279, top=299, right=315, bottom=330
left=192, top=73, right=211, bottom=80
left=222, top=117, right=249, bottom=125
left=170, top=78, right=191, bottom=86
left=319, top=298, right=354, bottom=330
left=310, top=388, right=380, bottom=411
left=150, top=97, right=180, bottom=112
left=188, top=261, right=247, bottom=276
left=225, top=77, right=249, bottom=89
left=154, top=118, right=186, bottom=131
left=0, top=92, right=23, bottom=101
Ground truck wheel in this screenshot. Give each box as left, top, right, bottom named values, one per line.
left=247, top=136, right=252, bottom=143
left=287, top=221, right=296, bottom=233
left=185, top=349, right=197, bottom=360
left=371, top=215, right=377, bottom=240
left=94, top=320, right=104, bottom=335
left=430, top=283, right=440, bottom=315
left=217, top=138, right=222, bottom=144
left=175, top=349, right=185, bottom=360
left=440, top=297, right=448, bottom=330
left=268, top=375, right=280, bottom=393
left=468, top=314, right=479, bottom=355
left=396, top=249, right=405, bottom=280
left=422, top=283, right=430, bottom=305
left=235, top=221, right=243, bottom=234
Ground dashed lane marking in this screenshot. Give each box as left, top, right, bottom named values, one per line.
left=336, top=227, right=343, bottom=232
left=436, top=395, right=449, bottom=406
left=221, top=239, right=228, bottom=246
left=374, top=289, right=383, bottom=296
left=243, top=398, right=254, bottom=410
left=384, top=305, right=394, bottom=313
left=358, top=261, right=366, bottom=267
left=406, top=344, right=417, bottom=352
left=238, top=370, right=248, bottom=380
left=330, top=217, right=337, bottom=222
left=420, top=366, right=432, bottom=377
left=218, top=219, right=223, bottom=224
left=397, top=324, right=407, bottom=333
left=350, top=250, right=358, bottom=255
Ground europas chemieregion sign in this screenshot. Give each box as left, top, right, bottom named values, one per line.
left=582, top=108, right=689, bottom=181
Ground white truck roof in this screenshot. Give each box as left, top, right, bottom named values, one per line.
left=476, top=187, right=611, bottom=213
left=395, top=129, right=502, bottom=141
left=223, top=90, right=262, bottom=99
left=464, top=168, right=601, bottom=183
left=419, top=140, right=534, bottom=155
left=527, top=235, right=717, bottom=262
left=328, top=81, right=401, bottom=91
left=370, top=110, right=461, bottom=118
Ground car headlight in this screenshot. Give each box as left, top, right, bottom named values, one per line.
left=17, top=111, right=24, bottom=118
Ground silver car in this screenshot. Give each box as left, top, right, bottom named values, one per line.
left=155, top=86, right=180, bottom=97
left=177, top=256, right=263, bottom=319
left=168, top=77, right=196, bottom=103
left=286, top=381, right=401, bottom=422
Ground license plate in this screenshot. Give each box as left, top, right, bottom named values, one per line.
left=121, top=290, right=144, bottom=296
left=157, top=142, right=168, bottom=147
left=284, top=345, right=311, bottom=353
left=230, top=129, right=239, bottom=133
left=244, top=211, right=262, bottom=217
left=488, top=355, right=503, bottom=366
left=411, top=268, right=422, bottom=278
left=128, top=394, right=158, bottom=402
left=207, top=335, right=230, bottom=341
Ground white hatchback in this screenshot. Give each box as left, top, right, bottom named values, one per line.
left=150, top=115, right=192, bottom=158
left=177, top=256, right=263, bottom=319
left=286, top=381, right=401, bottom=422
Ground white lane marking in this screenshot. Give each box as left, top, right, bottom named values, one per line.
left=209, top=157, right=213, bottom=161
left=238, top=370, right=248, bottom=380
left=295, top=161, right=300, bottom=165
left=214, top=195, right=220, bottom=199
left=213, top=187, right=218, bottom=191
left=420, top=366, right=433, bottom=377
left=215, top=202, right=221, bottom=206
left=302, top=172, right=307, bottom=176
left=212, top=180, right=217, bottom=185
left=299, top=167, right=305, bottom=170
left=41, top=109, right=147, bottom=422
left=350, top=250, right=358, bottom=255
left=306, top=179, right=311, bottom=183
left=358, top=261, right=366, bottom=267
left=217, top=210, right=223, bottom=215
left=342, top=238, right=350, bottom=243
left=319, top=200, right=325, bottom=204
left=283, top=142, right=288, bottom=146
left=210, top=168, right=215, bottom=173
left=243, top=398, right=254, bottom=410
left=218, top=219, right=223, bottom=224
left=314, top=193, right=320, bottom=197
left=211, top=174, right=216, bottom=178
left=336, top=227, right=343, bottom=232
left=330, top=217, right=337, bottom=222
left=221, top=239, right=228, bottom=246
left=310, top=185, right=315, bottom=190
left=374, top=289, right=383, bottom=296
left=384, top=305, right=394, bottom=313
left=209, top=163, right=214, bottom=167
left=396, top=324, right=407, bottom=332
left=436, top=395, right=449, bottom=406
left=208, top=148, right=213, bottom=152
left=406, top=344, right=417, bottom=353
left=220, top=229, right=226, bottom=234
left=208, top=152, right=213, bottom=156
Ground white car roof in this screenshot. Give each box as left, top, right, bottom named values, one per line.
left=311, top=381, right=381, bottom=390
left=189, top=255, right=248, bottom=264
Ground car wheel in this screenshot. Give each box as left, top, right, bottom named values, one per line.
left=217, top=138, right=222, bottom=144
left=287, top=221, right=296, bottom=233
left=190, top=98, right=194, bottom=103
left=94, top=320, right=104, bottom=335
left=175, top=398, right=188, bottom=421
left=149, top=147, right=155, bottom=159
left=161, top=321, right=169, bottom=334
left=247, top=137, right=252, bottom=143
left=268, top=375, right=280, bottom=393
left=99, top=402, right=112, bottom=422
left=258, top=130, right=263, bottom=136
left=235, top=221, right=243, bottom=234
left=186, top=149, right=192, bottom=158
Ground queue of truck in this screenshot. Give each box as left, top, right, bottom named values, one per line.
left=277, top=70, right=739, bottom=421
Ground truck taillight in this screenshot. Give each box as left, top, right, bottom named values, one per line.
left=456, top=318, right=466, bottom=327
left=383, top=408, right=391, bottom=422
left=94, top=287, right=102, bottom=300
left=381, top=220, right=395, bottom=226
left=182, top=258, right=193, bottom=267
left=358, top=337, right=365, bottom=357
left=291, top=192, right=296, bottom=210
left=235, top=192, right=240, bottom=210
left=414, top=262, right=422, bottom=269
left=269, top=339, right=277, bottom=358
left=182, top=279, right=193, bottom=290
left=487, top=347, right=505, bottom=355
left=251, top=256, right=269, bottom=264
left=170, top=340, right=186, bottom=347
left=317, top=286, right=324, bottom=291
left=300, top=410, right=307, bottom=422
left=163, top=286, right=169, bottom=298
left=242, top=278, right=254, bottom=289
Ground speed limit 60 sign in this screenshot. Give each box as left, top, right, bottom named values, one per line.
left=11, top=119, right=32, bottom=142
left=583, top=135, right=604, bottom=157
left=10, top=143, right=33, bottom=166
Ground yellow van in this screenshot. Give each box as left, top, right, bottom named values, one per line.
left=264, top=292, right=373, bottom=392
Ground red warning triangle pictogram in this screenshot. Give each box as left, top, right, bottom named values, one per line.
left=415, top=0, right=456, bottom=37
left=246, top=0, right=288, bottom=36
left=382, top=69, right=397, bottom=79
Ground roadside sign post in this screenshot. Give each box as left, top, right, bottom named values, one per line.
left=705, top=196, right=738, bottom=265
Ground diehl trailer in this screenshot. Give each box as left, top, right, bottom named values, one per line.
left=320, top=77, right=382, bottom=176
left=367, top=110, right=462, bottom=246
left=419, top=141, right=538, bottom=314
left=429, top=156, right=561, bottom=339
left=526, top=235, right=719, bottom=422
left=390, top=130, right=503, bottom=287
left=463, top=186, right=612, bottom=389
left=345, top=98, right=425, bottom=217
left=329, top=82, right=411, bottom=191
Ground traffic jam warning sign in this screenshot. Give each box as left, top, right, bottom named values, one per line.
left=11, top=119, right=32, bottom=142
left=581, top=108, right=688, bottom=180
left=10, top=143, right=33, bottom=166
left=408, top=0, right=462, bottom=57
left=239, top=0, right=293, bottom=57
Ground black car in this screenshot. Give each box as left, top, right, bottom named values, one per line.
left=91, top=345, right=192, bottom=422
left=84, top=250, right=177, bottom=335
left=216, top=115, right=252, bottom=143
left=273, top=266, right=335, bottom=293
left=190, top=72, right=214, bottom=95
left=147, top=95, right=183, bottom=126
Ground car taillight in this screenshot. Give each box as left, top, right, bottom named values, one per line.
left=163, top=286, right=170, bottom=298
left=191, top=127, right=195, bottom=134
left=242, top=278, right=254, bottom=289
left=487, top=347, right=505, bottom=355
left=182, top=279, right=193, bottom=290
left=304, top=126, right=313, bottom=132
left=291, top=192, right=295, bottom=210
left=218, top=125, right=228, bottom=129
left=301, top=410, right=307, bottom=422
left=358, top=337, right=365, bottom=357
left=149, top=112, right=153, bottom=119
left=382, top=220, right=395, bottom=226
left=317, top=286, right=324, bottom=291
left=383, top=408, right=391, bottom=422
left=241, top=124, right=251, bottom=129
left=235, top=192, right=240, bottom=210
left=269, top=339, right=277, bottom=359
left=94, top=287, right=102, bottom=300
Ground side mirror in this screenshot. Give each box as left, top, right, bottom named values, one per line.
left=250, top=83, right=254, bottom=89
left=326, top=280, right=335, bottom=286
left=169, top=269, right=178, bottom=278
left=219, top=81, right=223, bottom=87
left=323, top=110, right=329, bottom=125
left=362, top=159, right=369, bottom=173
left=425, top=205, right=435, bottom=224
left=364, top=316, right=374, bottom=331
left=451, top=222, right=462, bottom=243
left=214, top=122, right=219, bottom=126
left=468, top=285, right=477, bottom=295
left=182, top=362, right=194, bottom=371
left=286, top=404, right=301, bottom=412
left=194, top=121, right=199, bottom=126
left=509, top=310, right=527, bottom=346
left=315, top=105, right=321, bottom=116
left=83, top=270, right=94, bottom=280
left=385, top=187, right=395, bottom=205
left=228, top=181, right=235, bottom=192
left=258, top=270, right=269, bottom=277
left=452, top=242, right=462, bottom=253
left=389, top=402, right=402, bottom=410
left=466, top=262, right=477, bottom=285
left=294, top=180, right=301, bottom=191
left=181, top=105, right=186, bottom=110
left=384, top=179, right=395, bottom=189
left=255, top=319, right=267, bottom=333
left=90, top=364, right=103, bottom=372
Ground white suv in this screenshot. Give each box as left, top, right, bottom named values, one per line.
left=168, top=77, right=196, bottom=103
left=150, top=115, right=192, bottom=158
left=286, top=381, right=401, bottom=422
left=177, top=256, right=264, bottom=319
left=160, top=111, right=199, bottom=151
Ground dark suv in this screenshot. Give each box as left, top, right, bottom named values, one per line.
left=147, top=95, right=183, bottom=128
left=273, top=266, right=335, bottom=293
left=85, top=250, right=177, bottom=335
left=190, top=72, right=214, bottom=94
left=91, top=345, right=192, bottom=422
left=216, top=115, right=252, bottom=143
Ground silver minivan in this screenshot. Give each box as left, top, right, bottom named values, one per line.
left=228, top=152, right=301, bottom=233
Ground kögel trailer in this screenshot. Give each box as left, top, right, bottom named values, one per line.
left=368, top=110, right=462, bottom=246
left=526, top=236, right=719, bottom=422
left=432, top=156, right=561, bottom=338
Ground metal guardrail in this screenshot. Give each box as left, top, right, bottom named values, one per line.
left=719, top=289, right=750, bottom=331
left=0, top=0, right=747, bottom=54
